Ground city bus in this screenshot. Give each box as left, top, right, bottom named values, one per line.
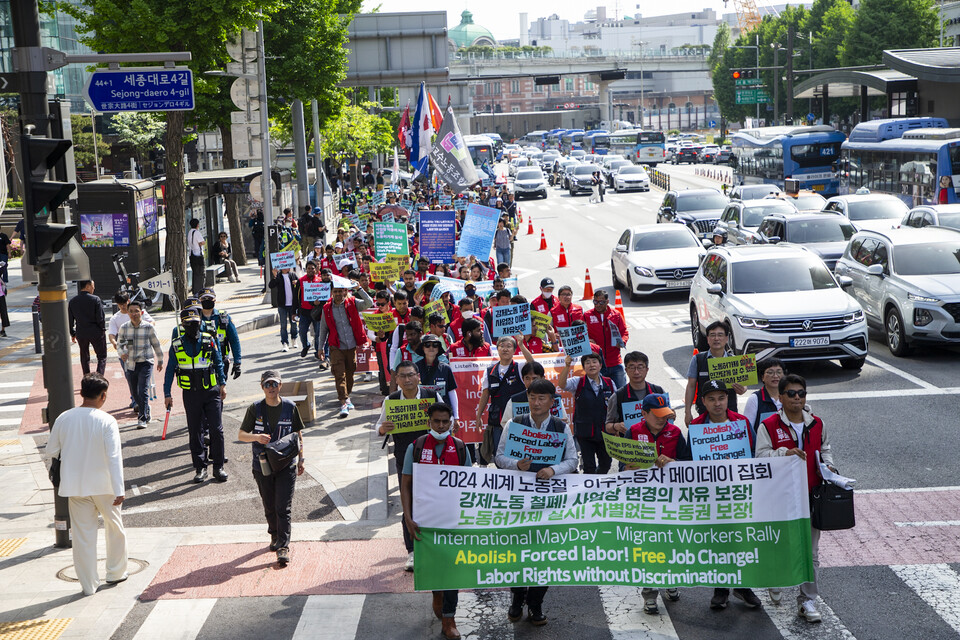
left=480, top=132, right=504, bottom=160
left=560, top=130, right=585, bottom=155
left=730, top=125, right=847, bottom=197
left=583, top=131, right=610, bottom=155
left=545, top=130, right=566, bottom=152
left=839, top=117, right=960, bottom=205
left=463, top=135, right=497, bottom=167
left=521, top=130, right=548, bottom=148
left=608, top=130, right=666, bottom=166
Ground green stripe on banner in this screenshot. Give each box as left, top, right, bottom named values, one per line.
left=414, top=519, right=813, bottom=591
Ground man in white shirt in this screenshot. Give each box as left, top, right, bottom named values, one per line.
left=46, top=373, right=128, bottom=596
left=188, top=217, right=206, bottom=295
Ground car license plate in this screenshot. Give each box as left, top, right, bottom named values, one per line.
left=790, top=335, right=830, bottom=347
left=665, top=280, right=692, bottom=288
left=812, top=184, right=825, bottom=191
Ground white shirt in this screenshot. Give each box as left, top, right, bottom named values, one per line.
left=480, top=363, right=511, bottom=390
left=494, top=413, right=578, bottom=474
left=46, top=407, right=124, bottom=498
left=282, top=275, right=293, bottom=307
left=108, top=310, right=154, bottom=338
left=188, top=228, right=204, bottom=256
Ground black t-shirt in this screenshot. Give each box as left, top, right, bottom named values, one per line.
left=0, top=233, right=10, bottom=255
left=240, top=401, right=305, bottom=434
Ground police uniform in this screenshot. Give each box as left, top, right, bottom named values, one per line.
left=199, top=288, right=242, bottom=379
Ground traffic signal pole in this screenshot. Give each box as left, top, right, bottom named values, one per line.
left=11, top=0, right=74, bottom=548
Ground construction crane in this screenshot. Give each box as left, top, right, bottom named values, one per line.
left=724, top=0, right=763, bottom=34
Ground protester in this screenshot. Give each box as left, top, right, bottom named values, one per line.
left=297, top=261, right=323, bottom=358
left=475, top=336, right=533, bottom=462
left=68, top=280, right=107, bottom=375
left=742, top=357, right=785, bottom=444
left=551, top=285, right=583, bottom=328
left=559, top=352, right=615, bottom=474
left=585, top=289, right=629, bottom=388
left=316, top=283, right=374, bottom=418
left=494, top=219, right=514, bottom=266
left=448, top=318, right=491, bottom=358
left=530, top=278, right=556, bottom=315
left=415, top=335, right=458, bottom=421
left=268, top=267, right=300, bottom=352
left=683, top=321, right=745, bottom=425
left=47, top=373, right=128, bottom=596
left=116, top=301, right=163, bottom=428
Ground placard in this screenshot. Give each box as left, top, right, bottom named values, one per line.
left=419, top=210, right=457, bottom=262
left=689, top=420, right=752, bottom=461
left=384, top=397, right=436, bottom=434
left=374, top=222, right=409, bottom=259
left=456, top=203, right=499, bottom=262
left=707, top=354, right=758, bottom=386
left=531, top=311, right=552, bottom=340
left=491, top=303, right=532, bottom=338
left=439, top=194, right=453, bottom=206
left=557, top=324, right=591, bottom=358
left=511, top=397, right=566, bottom=421
left=303, top=281, right=332, bottom=303
left=334, top=251, right=358, bottom=270
left=270, top=250, right=296, bottom=270
left=502, top=420, right=565, bottom=466
left=602, top=432, right=657, bottom=467
left=369, top=261, right=401, bottom=283
left=385, top=253, right=411, bottom=275
left=423, top=299, right=450, bottom=324
left=362, top=311, right=398, bottom=333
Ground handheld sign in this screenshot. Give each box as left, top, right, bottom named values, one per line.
left=530, top=311, right=552, bottom=340
left=423, top=299, right=450, bottom=324
left=384, top=397, right=436, bottom=434
left=707, top=354, right=758, bottom=386
left=270, top=251, right=296, bottom=270
left=557, top=324, right=591, bottom=359
left=688, top=420, right=752, bottom=461
left=610, top=323, right=626, bottom=349
left=303, top=281, right=332, bottom=303
left=502, top=420, right=565, bottom=466
left=334, top=251, right=357, bottom=270
left=373, top=222, right=409, bottom=259
left=602, top=432, right=656, bottom=468
left=491, top=303, right=532, bottom=338
left=456, top=203, right=499, bottom=262
left=369, top=261, right=401, bottom=283
left=362, top=311, right=398, bottom=334
left=621, top=400, right=645, bottom=431
left=511, top=398, right=565, bottom=421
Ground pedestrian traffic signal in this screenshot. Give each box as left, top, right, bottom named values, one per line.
left=20, top=133, right=79, bottom=264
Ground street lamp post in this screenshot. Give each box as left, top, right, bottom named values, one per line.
left=730, top=41, right=760, bottom=124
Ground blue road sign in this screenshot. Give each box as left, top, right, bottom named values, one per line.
left=84, top=68, right=194, bottom=112
left=709, top=120, right=717, bottom=128
left=807, top=112, right=816, bottom=122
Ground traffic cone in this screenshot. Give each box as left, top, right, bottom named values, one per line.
left=582, top=268, right=594, bottom=299
left=527, top=215, right=534, bottom=235
left=614, top=290, right=625, bottom=319
left=558, top=243, right=568, bottom=268
left=539, top=230, right=548, bottom=250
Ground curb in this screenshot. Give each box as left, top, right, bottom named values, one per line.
left=236, top=310, right=278, bottom=334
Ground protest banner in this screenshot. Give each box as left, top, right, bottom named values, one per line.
left=440, top=194, right=453, bottom=206
left=330, top=274, right=357, bottom=289
left=419, top=210, right=457, bottom=261
left=409, top=210, right=420, bottom=227
left=502, top=420, right=566, bottom=466
left=400, top=198, right=414, bottom=212
left=429, top=105, right=480, bottom=193
left=369, top=261, right=401, bottom=283
left=270, top=251, right=296, bottom=270
left=511, top=397, right=566, bottom=421
left=707, top=354, right=758, bottom=386
left=491, top=303, right=532, bottom=338
left=610, top=323, right=626, bottom=349
left=334, top=251, right=357, bottom=270
left=622, top=400, right=645, bottom=430
left=454, top=198, right=468, bottom=212
left=531, top=311, right=552, bottom=340
left=302, top=281, right=332, bottom=303
left=602, top=432, right=657, bottom=467
left=358, top=203, right=371, bottom=215
left=372, top=191, right=385, bottom=206
left=503, top=277, right=519, bottom=296
left=356, top=342, right=380, bottom=374
left=557, top=324, right=591, bottom=358
left=412, top=457, right=815, bottom=591
left=456, top=203, right=499, bottom=262
left=384, top=397, right=436, bottom=434
left=385, top=253, right=411, bottom=275
left=362, top=311, right=398, bottom=334
left=689, top=420, right=752, bottom=461
left=374, top=222, right=409, bottom=259
left=346, top=210, right=362, bottom=227
left=423, top=299, right=450, bottom=324
left=382, top=210, right=395, bottom=223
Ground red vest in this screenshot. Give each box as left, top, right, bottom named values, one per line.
left=393, top=308, right=411, bottom=324
left=524, top=336, right=545, bottom=354
left=319, top=257, right=337, bottom=272
left=629, top=420, right=683, bottom=458
left=531, top=294, right=555, bottom=316
left=416, top=433, right=462, bottom=466
left=448, top=339, right=492, bottom=358
left=585, top=308, right=628, bottom=366
left=323, top=296, right=369, bottom=348
left=761, top=413, right=824, bottom=491
left=551, top=301, right=583, bottom=328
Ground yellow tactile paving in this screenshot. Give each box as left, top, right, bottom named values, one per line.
left=0, top=618, right=71, bottom=640
left=0, top=439, right=20, bottom=447
left=0, top=537, right=26, bottom=557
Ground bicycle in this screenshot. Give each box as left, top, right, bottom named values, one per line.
left=111, top=252, right=180, bottom=313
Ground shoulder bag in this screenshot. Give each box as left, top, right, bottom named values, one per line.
left=809, top=481, right=855, bottom=531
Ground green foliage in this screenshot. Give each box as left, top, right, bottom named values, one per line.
left=818, top=2, right=855, bottom=69
left=69, top=114, right=111, bottom=170
left=110, top=112, right=165, bottom=166
left=842, top=0, right=938, bottom=66
left=320, top=102, right=393, bottom=165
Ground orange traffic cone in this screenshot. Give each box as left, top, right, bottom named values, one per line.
left=582, top=268, right=594, bottom=299
left=527, top=215, right=534, bottom=235
left=614, top=289, right=625, bottom=319
left=558, top=243, right=568, bottom=268
left=539, top=230, right=548, bottom=250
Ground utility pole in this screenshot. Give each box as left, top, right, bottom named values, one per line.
left=786, top=25, right=795, bottom=125
left=256, top=20, right=273, bottom=222
left=310, top=99, right=324, bottom=213
left=292, top=100, right=309, bottom=214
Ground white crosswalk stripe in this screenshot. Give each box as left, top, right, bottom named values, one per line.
left=892, top=564, right=960, bottom=634
left=132, top=598, right=217, bottom=640
left=600, top=585, right=680, bottom=639
left=293, top=594, right=365, bottom=640
left=760, top=590, right=857, bottom=639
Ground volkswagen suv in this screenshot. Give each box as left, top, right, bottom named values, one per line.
left=689, top=244, right=868, bottom=368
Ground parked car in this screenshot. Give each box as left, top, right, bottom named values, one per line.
left=611, top=224, right=706, bottom=300
left=689, top=244, right=867, bottom=368
left=729, top=184, right=782, bottom=201
left=755, top=213, right=856, bottom=271
left=716, top=200, right=798, bottom=245
left=657, top=188, right=730, bottom=239
left=513, top=167, right=548, bottom=199
left=820, top=194, right=909, bottom=232
left=612, top=165, right=651, bottom=192
left=900, top=204, right=960, bottom=231
left=698, top=145, right=721, bottom=163
left=568, top=164, right=604, bottom=196
left=835, top=226, right=960, bottom=355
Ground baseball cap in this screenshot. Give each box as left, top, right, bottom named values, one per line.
left=261, top=369, right=282, bottom=385
left=314, top=240, right=323, bottom=247
left=312, top=207, right=322, bottom=214
left=180, top=308, right=201, bottom=323
left=540, top=277, right=555, bottom=289
left=699, top=379, right=728, bottom=397
left=335, top=242, right=344, bottom=249
left=199, top=288, right=216, bottom=300
left=641, top=393, right=674, bottom=418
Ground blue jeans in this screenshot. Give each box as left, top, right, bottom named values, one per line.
left=495, top=247, right=511, bottom=266
left=299, top=317, right=321, bottom=353
left=278, top=306, right=298, bottom=345
left=125, top=361, right=152, bottom=422
left=601, top=364, right=627, bottom=389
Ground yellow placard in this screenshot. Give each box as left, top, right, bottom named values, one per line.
left=423, top=299, right=450, bottom=324
left=385, top=397, right=436, bottom=434
left=369, top=261, right=401, bottom=283
left=602, top=432, right=657, bottom=468
left=531, top=310, right=553, bottom=340
left=706, top=354, right=758, bottom=386
left=362, top=312, right=398, bottom=333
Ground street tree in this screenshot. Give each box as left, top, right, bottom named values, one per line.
left=320, top=102, right=393, bottom=187
left=111, top=112, right=164, bottom=175
left=69, top=114, right=111, bottom=175
left=842, top=0, right=939, bottom=66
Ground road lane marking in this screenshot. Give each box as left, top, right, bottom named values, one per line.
left=895, top=520, right=960, bottom=527
left=891, top=564, right=960, bottom=634
left=761, top=589, right=857, bottom=639
left=604, top=225, right=617, bottom=231
left=133, top=598, right=218, bottom=640
left=293, top=594, right=365, bottom=640
left=864, top=355, right=938, bottom=390
left=663, top=365, right=686, bottom=382
left=0, top=382, right=34, bottom=388
left=586, top=215, right=596, bottom=221
left=600, top=585, right=679, bottom=639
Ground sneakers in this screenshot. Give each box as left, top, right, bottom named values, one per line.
left=136, top=420, right=148, bottom=429
left=733, top=588, right=762, bottom=608
left=345, top=398, right=355, bottom=410
left=527, top=607, right=547, bottom=626
left=710, top=588, right=729, bottom=609
left=281, top=343, right=289, bottom=352
left=507, top=593, right=525, bottom=622
left=665, top=588, right=680, bottom=602
left=300, top=344, right=310, bottom=358
left=404, top=551, right=415, bottom=572
left=338, top=404, right=349, bottom=419
left=213, top=467, right=228, bottom=482
left=643, top=594, right=659, bottom=615
left=277, top=547, right=290, bottom=567
left=291, top=338, right=299, bottom=349
left=769, top=588, right=782, bottom=604
left=798, top=599, right=822, bottom=623
left=193, top=468, right=208, bottom=483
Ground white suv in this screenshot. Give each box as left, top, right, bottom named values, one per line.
left=689, top=244, right=868, bottom=369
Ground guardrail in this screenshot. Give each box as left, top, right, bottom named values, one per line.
left=650, top=168, right=670, bottom=191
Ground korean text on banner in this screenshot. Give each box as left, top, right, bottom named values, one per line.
left=374, top=222, right=409, bottom=260
left=557, top=325, right=591, bottom=359
left=302, top=281, right=332, bottom=303
left=531, top=311, right=552, bottom=340
left=491, top=303, right=532, bottom=338
left=456, top=204, right=500, bottom=262
left=689, top=420, right=752, bottom=461
left=707, top=354, right=758, bottom=386
left=362, top=312, right=398, bottom=334
left=412, top=457, right=815, bottom=591
left=270, top=251, right=296, bottom=270
left=385, top=254, right=411, bottom=275
left=384, top=397, right=436, bottom=434
left=602, top=432, right=657, bottom=467
left=502, top=420, right=565, bottom=466
left=419, top=210, right=457, bottom=261
left=511, top=398, right=566, bottom=421
left=369, top=261, right=401, bottom=283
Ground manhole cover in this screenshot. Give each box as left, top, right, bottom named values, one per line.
left=57, top=557, right=149, bottom=582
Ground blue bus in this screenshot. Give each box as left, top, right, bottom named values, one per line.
left=840, top=117, right=960, bottom=205
left=560, top=130, right=585, bottom=155
left=731, top=125, right=846, bottom=197
left=583, top=131, right=610, bottom=155
left=608, top=130, right=666, bottom=166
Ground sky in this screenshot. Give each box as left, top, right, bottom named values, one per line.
left=361, top=0, right=739, bottom=41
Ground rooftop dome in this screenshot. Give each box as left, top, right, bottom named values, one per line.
left=448, top=10, right=497, bottom=49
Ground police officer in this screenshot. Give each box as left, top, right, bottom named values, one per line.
left=163, top=308, right=228, bottom=483
left=238, top=369, right=305, bottom=567
left=198, top=288, right=242, bottom=380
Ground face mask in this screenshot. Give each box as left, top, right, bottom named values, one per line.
left=184, top=322, right=201, bottom=339
left=201, top=300, right=215, bottom=310
left=461, top=311, right=474, bottom=319
left=429, top=429, right=450, bottom=440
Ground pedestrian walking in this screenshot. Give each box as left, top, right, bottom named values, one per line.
left=584, top=290, right=629, bottom=388
left=238, top=369, right=305, bottom=567
left=0, top=228, right=11, bottom=283
left=297, top=261, right=323, bottom=358
left=249, top=209, right=265, bottom=267
left=683, top=321, right=745, bottom=425
left=46, top=373, right=128, bottom=596
left=188, top=217, right=206, bottom=295
left=589, top=171, right=601, bottom=204
left=0, top=275, right=9, bottom=337
left=268, top=267, right=300, bottom=352
left=116, top=300, right=163, bottom=429
left=68, top=279, right=107, bottom=375
left=316, top=283, right=374, bottom=418
left=213, top=232, right=241, bottom=282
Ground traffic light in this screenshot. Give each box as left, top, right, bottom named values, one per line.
left=732, top=69, right=742, bottom=80
left=20, top=133, right=78, bottom=265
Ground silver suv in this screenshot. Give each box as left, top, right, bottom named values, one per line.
left=834, top=227, right=960, bottom=356
left=689, top=244, right=868, bottom=368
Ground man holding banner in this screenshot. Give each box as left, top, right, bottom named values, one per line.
left=494, top=378, right=577, bottom=627
left=475, top=336, right=534, bottom=463
left=684, top=321, right=747, bottom=426
left=585, top=290, right=630, bottom=388
left=297, top=262, right=323, bottom=359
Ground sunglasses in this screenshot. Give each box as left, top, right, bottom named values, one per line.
left=423, top=344, right=440, bottom=349
left=783, top=389, right=807, bottom=398
left=262, top=381, right=280, bottom=389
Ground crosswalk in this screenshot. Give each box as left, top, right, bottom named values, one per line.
left=0, top=380, right=33, bottom=436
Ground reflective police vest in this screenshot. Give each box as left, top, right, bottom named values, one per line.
left=201, top=309, right=231, bottom=358
left=172, top=332, right=219, bottom=390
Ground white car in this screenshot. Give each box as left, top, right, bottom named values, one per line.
left=611, top=224, right=706, bottom=300
left=508, top=157, right=530, bottom=177
left=513, top=167, right=548, bottom=199
left=613, top=165, right=650, bottom=192
left=821, top=194, right=909, bottom=233
left=689, top=244, right=868, bottom=368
